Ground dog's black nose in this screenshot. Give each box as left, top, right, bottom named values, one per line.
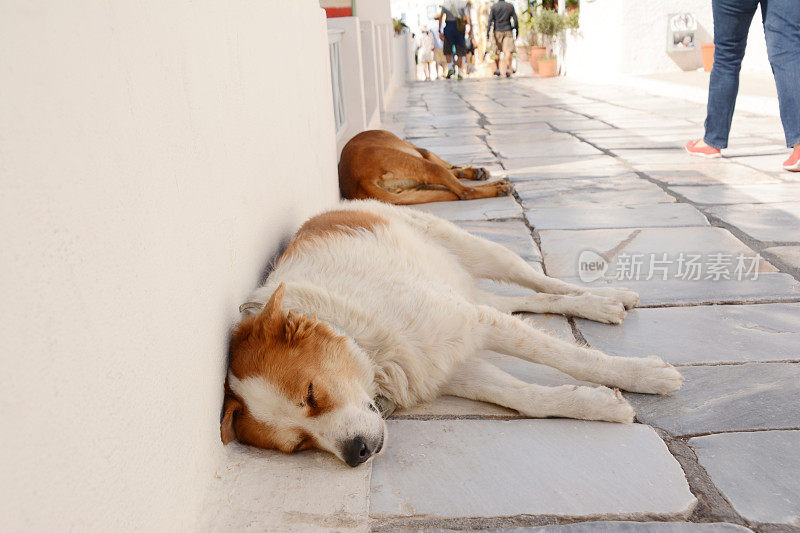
left=342, top=436, right=371, bottom=467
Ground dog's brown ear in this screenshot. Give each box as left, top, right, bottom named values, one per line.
left=257, top=282, right=287, bottom=334
left=220, top=395, right=243, bottom=445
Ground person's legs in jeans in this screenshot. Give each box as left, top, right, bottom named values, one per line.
left=702, top=0, right=761, bottom=149
left=764, top=0, right=800, bottom=149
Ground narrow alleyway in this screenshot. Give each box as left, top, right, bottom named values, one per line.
left=204, top=76, right=800, bottom=532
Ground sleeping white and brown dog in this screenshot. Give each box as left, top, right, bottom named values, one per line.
left=221, top=200, right=683, bottom=467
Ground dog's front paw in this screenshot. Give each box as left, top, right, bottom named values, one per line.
left=493, top=178, right=513, bottom=197
left=576, top=294, right=627, bottom=324
left=586, top=287, right=639, bottom=309
left=619, top=355, right=684, bottom=395
left=473, top=167, right=490, bottom=180
left=576, top=386, right=636, bottom=423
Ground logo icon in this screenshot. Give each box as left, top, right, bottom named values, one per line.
left=578, top=250, right=608, bottom=282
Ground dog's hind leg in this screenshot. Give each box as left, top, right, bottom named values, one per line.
left=414, top=147, right=489, bottom=181
left=361, top=180, right=460, bottom=204
left=475, top=305, right=684, bottom=395
left=366, top=156, right=511, bottom=202
left=441, top=357, right=635, bottom=423
left=416, top=217, right=638, bottom=310
left=474, top=290, right=627, bottom=325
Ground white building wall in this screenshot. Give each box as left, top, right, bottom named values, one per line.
left=566, top=0, right=772, bottom=79
left=355, top=0, right=392, bottom=24
left=0, top=1, right=340, bottom=530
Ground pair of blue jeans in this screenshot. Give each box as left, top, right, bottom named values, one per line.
left=704, top=0, right=800, bottom=149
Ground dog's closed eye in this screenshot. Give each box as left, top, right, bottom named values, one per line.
left=306, top=382, right=318, bottom=409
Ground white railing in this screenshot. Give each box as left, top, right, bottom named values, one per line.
left=360, top=22, right=379, bottom=127
left=377, top=23, right=392, bottom=92
left=325, top=17, right=414, bottom=135
left=328, top=29, right=347, bottom=138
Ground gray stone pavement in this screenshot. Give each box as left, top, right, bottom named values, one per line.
left=203, top=76, right=800, bottom=532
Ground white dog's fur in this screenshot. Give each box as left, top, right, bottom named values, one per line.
left=224, top=200, right=684, bottom=466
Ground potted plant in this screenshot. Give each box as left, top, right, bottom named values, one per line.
left=564, top=9, right=580, bottom=32
left=566, top=0, right=579, bottom=14
left=532, top=9, right=563, bottom=77
left=519, top=10, right=546, bottom=71
left=392, top=18, right=408, bottom=35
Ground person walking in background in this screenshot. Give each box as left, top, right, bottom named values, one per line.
left=417, top=26, right=435, bottom=81
left=464, top=3, right=477, bottom=76
left=432, top=19, right=447, bottom=79
left=487, top=0, right=518, bottom=78
left=686, top=0, right=800, bottom=171
left=438, top=0, right=470, bottom=79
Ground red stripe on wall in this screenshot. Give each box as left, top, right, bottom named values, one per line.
left=323, top=7, right=352, bottom=17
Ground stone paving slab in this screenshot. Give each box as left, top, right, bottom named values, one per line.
left=526, top=204, right=709, bottom=230
left=486, top=108, right=578, bottom=121
left=502, top=155, right=627, bottom=173
left=765, top=245, right=800, bottom=269
left=504, top=156, right=632, bottom=182
left=487, top=130, right=574, bottom=144
left=403, top=116, right=478, bottom=129
left=415, top=144, right=490, bottom=158
left=540, top=227, right=775, bottom=279
left=669, top=183, right=800, bottom=205
left=556, top=274, right=800, bottom=306
left=632, top=162, right=776, bottom=182
left=200, top=443, right=370, bottom=532
left=370, top=420, right=696, bottom=519
left=718, top=145, right=788, bottom=158
left=548, top=118, right=616, bottom=131
left=408, top=196, right=522, bottom=221
left=626, top=363, right=800, bottom=436
left=728, top=153, right=788, bottom=175
left=454, top=219, right=542, bottom=262
left=705, top=202, right=800, bottom=243
left=516, top=176, right=675, bottom=209
left=409, top=127, right=489, bottom=137
left=612, top=149, right=693, bottom=166
left=576, top=303, right=800, bottom=364
left=406, top=135, right=484, bottom=148
left=590, top=138, right=686, bottom=151
left=690, top=431, right=800, bottom=526
left=468, top=522, right=753, bottom=532
left=644, top=166, right=780, bottom=186
left=607, top=119, right=694, bottom=130
left=485, top=122, right=552, bottom=133
left=490, top=140, right=604, bottom=159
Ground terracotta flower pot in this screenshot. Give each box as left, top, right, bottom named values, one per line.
left=538, top=57, right=557, bottom=77
left=529, top=46, right=547, bottom=73
left=518, top=45, right=530, bottom=61
left=702, top=43, right=715, bottom=72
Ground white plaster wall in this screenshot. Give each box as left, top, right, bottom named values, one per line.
left=567, top=0, right=772, bottom=79
left=355, top=0, right=392, bottom=24
left=0, top=1, right=340, bottom=530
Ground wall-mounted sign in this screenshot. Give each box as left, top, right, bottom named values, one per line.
left=667, top=12, right=697, bottom=52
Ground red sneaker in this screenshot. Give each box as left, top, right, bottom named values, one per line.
left=685, top=139, right=721, bottom=159
left=783, top=144, right=800, bottom=171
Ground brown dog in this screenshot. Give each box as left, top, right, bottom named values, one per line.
left=338, top=130, right=512, bottom=204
